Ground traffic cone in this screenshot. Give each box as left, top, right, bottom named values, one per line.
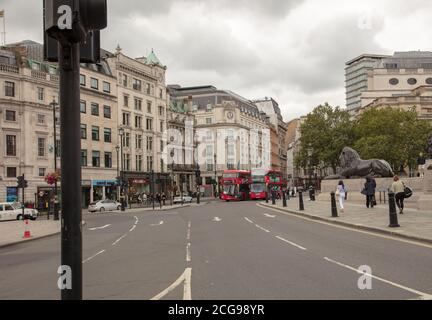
left=23, top=219, right=32, bottom=239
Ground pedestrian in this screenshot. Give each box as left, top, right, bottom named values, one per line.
left=156, top=193, right=162, bottom=209
left=162, top=192, right=166, bottom=206
left=363, top=177, right=376, bottom=208
left=336, top=180, right=347, bottom=213
left=390, top=176, right=406, bottom=214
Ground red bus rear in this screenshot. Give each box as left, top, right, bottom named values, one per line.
left=220, top=170, right=251, bottom=201
left=250, top=169, right=285, bottom=200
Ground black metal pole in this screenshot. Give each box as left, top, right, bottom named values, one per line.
left=299, top=190, right=304, bottom=211
left=282, top=189, right=287, bottom=207
left=266, top=185, right=269, bottom=203
left=331, top=192, right=338, bottom=217
left=388, top=192, right=400, bottom=228
left=53, top=101, right=59, bottom=221
left=152, top=170, right=155, bottom=210
left=120, top=137, right=125, bottom=211
left=21, top=174, right=25, bottom=219
left=59, top=41, right=82, bottom=300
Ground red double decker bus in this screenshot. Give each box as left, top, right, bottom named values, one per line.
left=250, top=169, right=285, bottom=200
left=220, top=170, right=251, bottom=201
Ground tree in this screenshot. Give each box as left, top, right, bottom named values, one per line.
left=353, top=107, right=432, bottom=172
left=295, top=103, right=355, bottom=175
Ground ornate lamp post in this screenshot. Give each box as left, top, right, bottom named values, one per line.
left=118, top=128, right=125, bottom=211
left=115, top=145, right=120, bottom=200
left=214, top=153, right=218, bottom=198
left=50, top=98, right=60, bottom=221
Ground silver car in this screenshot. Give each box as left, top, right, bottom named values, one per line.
left=173, top=196, right=193, bottom=204
left=88, top=200, right=122, bottom=213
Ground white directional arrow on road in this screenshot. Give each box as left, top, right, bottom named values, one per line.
left=89, top=224, right=111, bottom=231
left=264, top=214, right=276, bottom=218
left=151, top=221, right=164, bottom=227
left=213, top=217, right=222, bottom=222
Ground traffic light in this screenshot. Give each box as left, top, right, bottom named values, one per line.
left=197, top=177, right=203, bottom=186
left=17, top=176, right=24, bottom=188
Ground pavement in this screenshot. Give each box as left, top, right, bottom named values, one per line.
left=259, top=198, right=432, bottom=244
left=0, top=220, right=61, bottom=248
left=0, top=201, right=431, bottom=300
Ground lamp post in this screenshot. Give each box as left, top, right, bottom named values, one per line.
left=214, top=153, right=218, bottom=198
left=119, top=128, right=125, bottom=211
left=50, top=98, right=60, bottom=221
left=115, top=145, right=120, bottom=201
left=307, top=148, right=313, bottom=189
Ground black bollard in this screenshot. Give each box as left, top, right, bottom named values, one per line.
left=197, top=192, right=200, bottom=204
left=311, top=187, right=316, bottom=201
left=331, top=192, right=338, bottom=217
left=299, top=191, right=304, bottom=211
left=266, top=186, right=269, bottom=204
left=283, top=190, right=287, bottom=207
left=388, top=192, right=400, bottom=228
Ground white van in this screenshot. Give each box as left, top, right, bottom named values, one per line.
left=0, top=202, right=39, bottom=221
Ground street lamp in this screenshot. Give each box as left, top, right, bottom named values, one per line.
left=170, top=151, right=175, bottom=206
left=50, top=98, right=60, bottom=221
left=115, top=145, right=120, bottom=200
left=118, top=128, right=125, bottom=211
left=214, top=153, right=218, bottom=198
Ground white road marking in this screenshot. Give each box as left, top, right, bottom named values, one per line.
left=258, top=204, right=432, bottom=249
left=323, top=257, right=432, bottom=299
left=151, top=268, right=192, bottom=300
left=89, top=224, right=111, bottom=231
left=186, top=243, right=191, bottom=262
left=187, top=229, right=191, bottom=241
left=264, top=214, right=276, bottom=218
left=213, top=217, right=222, bottom=222
left=134, top=216, right=139, bottom=225
left=255, top=224, right=270, bottom=233
left=82, top=250, right=106, bottom=264
left=150, top=221, right=164, bottom=227
left=129, top=225, right=136, bottom=232
left=244, top=217, right=254, bottom=224
left=112, top=234, right=127, bottom=246
left=275, top=236, right=307, bottom=251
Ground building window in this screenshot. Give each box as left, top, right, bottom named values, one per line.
left=159, top=89, right=163, bottom=99
left=160, top=121, right=164, bottom=132
left=92, top=151, right=100, bottom=167
left=103, top=81, right=111, bottom=93
left=408, top=78, right=417, bottom=85
left=103, top=105, right=111, bottom=119
left=389, top=78, right=399, bottom=85
left=80, top=100, right=86, bottom=113
left=136, top=135, right=142, bottom=149
left=147, top=101, right=152, bottom=113
left=5, top=110, right=16, bottom=121
left=206, top=118, right=213, bottom=124
left=81, top=124, right=87, bottom=139
left=91, top=103, right=99, bottom=116
left=133, top=78, right=142, bottom=91
left=122, top=113, right=130, bottom=126
left=92, top=126, right=100, bottom=141
left=122, top=74, right=128, bottom=87
left=6, top=167, right=17, bottom=178
left=80, top=74, right=86, bottom=86
left=135, top=115, right=142, bottom=128
left=37, top=114, right=45, bottom=125
left=146, top=83, right=151, bottom=95
left=136, top=155, right=143, bottom=172
left=426, top=78, right=432, bottom=85
left=124, top=95, right=129, bottom=107
left=5, top=81, right=15, bottom=97
left=160, top=140, right=164, bottom=152
left=134, top=98, right=142, bottom=111
left=6, top=135, right=17, bottom=156
left=159, top=106, right=164, bottom=116
left=81, top=150, right=88, bottom=167
left=124, top=133, right=130, bottom=147
left=146, top=118, right=153, bottom=131
left=38, top=138, right=46, bottom=157
left=104, top=128, right=112, bottom=143
left=90, top=78, right=99, bottom=90
left=147, top=156, right=153, bottom=171
left=147, top=136, right=153, bottom=151
left=38, top=168, right=46, bottom=177
left=56, top=139, right=61, bottom=158
left=37, top=87, right=45, bottom=101
left=104, top=152, right=112, bottom=168
left=124, top=154, right=131, bottom=171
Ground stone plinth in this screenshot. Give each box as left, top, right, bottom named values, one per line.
left=417, top=160, right=432, bottom=211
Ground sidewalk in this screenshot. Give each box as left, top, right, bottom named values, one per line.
left=0, top=220, right=61, bottom=248
left=260, top=198, right=432, bottom=244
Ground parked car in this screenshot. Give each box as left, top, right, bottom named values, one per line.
left=88, top=200, right=122, bottom=213
left=0, top=202, right=39, bottom=221
left=173, top=196, right=193, bottom=204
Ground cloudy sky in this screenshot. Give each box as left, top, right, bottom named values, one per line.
left=1, top=0, right=432, bottom=122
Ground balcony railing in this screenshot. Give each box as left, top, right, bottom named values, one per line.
left=0, top=64, right=19, bottom=74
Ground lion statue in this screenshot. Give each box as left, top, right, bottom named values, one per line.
left=325, top=147, right=394, bottom=180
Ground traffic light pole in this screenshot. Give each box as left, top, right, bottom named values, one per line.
left=21, top=174, right=25, bottom=220
left=59, top=41, right=82, bottom=300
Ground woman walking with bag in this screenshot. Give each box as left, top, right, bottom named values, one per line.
left=336, top=180, right=347, bottom=214
left=390, top=176, right=406, bottom=214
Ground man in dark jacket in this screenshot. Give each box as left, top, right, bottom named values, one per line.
left=364, top=177, right=376, bottom=208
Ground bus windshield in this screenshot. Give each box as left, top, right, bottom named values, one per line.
left=250, top=183, right=265, bottom=193
left=223, top=185, right=238, bottom=195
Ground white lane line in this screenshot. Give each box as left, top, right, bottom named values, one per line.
left=129, top=225, right=136, bottom=232
left=150, top=221, right=164, bottom=227
left=82, top=250, right=106, bottom=264
left=112, top=234, right=127, bottom=246
left=244, top=217, right=254, bottom=224
left=275, top=236, right=307, bottom=251
left=89, top=224, right=111, bottom=231
left=323, top=257, right=432, bottom=299
left=188, top=221, right=191, bottom=229
left=151, top=268, right=192, bottom=300
left=264, top=214, right=276, bottom=218
left=255, top=224, right=270, bottom=233
left=186, top=243, right=191, bottom=262
left=134, top=216, right=139, bottom=225
left=187, top=229, right=191, bottom=241
left=213, top=217, right=222, bottom=222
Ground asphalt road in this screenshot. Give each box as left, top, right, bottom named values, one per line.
left=0, top=201, right=431, bottom=300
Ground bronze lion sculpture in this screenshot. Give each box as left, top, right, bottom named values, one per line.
left=325, top=147, right=394, bottom=179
